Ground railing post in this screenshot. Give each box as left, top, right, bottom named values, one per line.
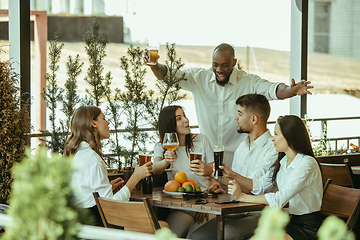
left=321, top=120, right=327, bottom=145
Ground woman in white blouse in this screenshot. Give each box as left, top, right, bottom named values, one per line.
left=190, top=115, right=323, bottom=240
left=64, top=106, right=153, bottom=226
left=153, top=105, right=216, bottom=238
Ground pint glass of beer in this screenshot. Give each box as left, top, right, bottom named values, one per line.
left=138, top=151, right=152, bottom=166
left=144, top=46, right=159, bottom=65
left=213, top=145, right=224, bottom=179
left=190, top=152, right=202, bottom=161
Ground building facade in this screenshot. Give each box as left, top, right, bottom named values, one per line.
left=308, top=0, right=360, bottom=57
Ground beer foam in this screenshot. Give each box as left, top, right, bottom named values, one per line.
left=213, top=145, right=224, bottom=152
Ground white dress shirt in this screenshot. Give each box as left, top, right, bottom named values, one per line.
left=153, top=134, right=214, bottom=191
left=174, top=67, right=280, bottom=166
left=72, top=141, right=130, bottom=208
left=252, top=153, right=323, bottom=215
left=231, top=130, right=277, bottom=180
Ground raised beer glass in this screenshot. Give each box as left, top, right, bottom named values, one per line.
left=213, top=145, right=224, bottom=179
left=138, top=151, right=153, bottom=194
left=163, top=132, right=179, bottom=171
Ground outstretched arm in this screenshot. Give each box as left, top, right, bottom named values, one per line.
left=276, top=78, right=314, bottom=100
left=149, top=63, right=167, bottom=80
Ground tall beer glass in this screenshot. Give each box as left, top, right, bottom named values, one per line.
left=213, top=145, right=224, bottom=179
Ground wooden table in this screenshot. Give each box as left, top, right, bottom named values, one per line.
left=131, top=189, right=265, bottom=240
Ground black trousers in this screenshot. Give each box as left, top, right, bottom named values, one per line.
left=87, top=205, right=104, bottom=227
left=286, top=211, right=323, bottom=240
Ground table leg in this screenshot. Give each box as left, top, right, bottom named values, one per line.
left=216, top=215, right=224, bottom=240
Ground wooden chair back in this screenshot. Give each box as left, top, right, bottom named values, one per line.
left=321, top=179, right=360, bottom=231
left=320, top=159, right=355, bottom=188
left=92, top=192, right=161, bottom=234
left=317, top=153, right=360, bottom=165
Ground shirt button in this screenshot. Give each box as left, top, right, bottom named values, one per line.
left=219, top=100, right=222, bottom=103
left=220, top=112, right=223, bottom=115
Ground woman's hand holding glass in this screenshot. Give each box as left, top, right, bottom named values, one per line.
left=190, top=160, right=213, bottom=176
left=163, top=132, right=179, bottom=171
left=164, top=150, right=176, bottom=166
left=133, top=161, right=153, bottom=181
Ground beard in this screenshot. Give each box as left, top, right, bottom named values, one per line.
left=216, top=76, right=230, bottom=86
left=237, top=127, right=250, bottom=134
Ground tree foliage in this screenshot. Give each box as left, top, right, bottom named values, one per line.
left=41, top=33, right=66, bottom=154
left=83, top=18, right=108, bottom=107
left=0, top=59, right=30, bottom=204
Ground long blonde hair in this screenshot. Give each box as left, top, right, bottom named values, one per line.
left=64, top=106, right=103, bottom=158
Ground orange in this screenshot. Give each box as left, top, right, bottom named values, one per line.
left=187, top=178, right=197, bottom=187
left=182, top=182, right=194, bottom=191
left=174, top=171, right=188, bottom=184
left=164, top=180, right=181, bottom=192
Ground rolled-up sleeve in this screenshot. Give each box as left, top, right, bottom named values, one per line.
left=248, top=74, right=280, bottom=101
left=251, top=171, right=273, bottom=195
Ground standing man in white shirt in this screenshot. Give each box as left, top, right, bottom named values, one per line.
left=147, top=43, right=313, bottom=166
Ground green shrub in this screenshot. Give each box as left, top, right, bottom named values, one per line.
left=2, top=147, right=90, bottom=239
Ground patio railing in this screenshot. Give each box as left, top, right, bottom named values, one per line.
left=29, top=116, right=360, bottom=155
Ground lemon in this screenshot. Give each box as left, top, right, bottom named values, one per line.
left=177, top=187, right=185, bottom=192
left=195, top=186, right=201, bottom=192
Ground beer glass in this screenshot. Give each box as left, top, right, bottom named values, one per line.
left=163, top=132, right=179, bottom=171
left=190, top=152, right=202, bottom=162
left=213, top=145, right=224, bottom=179
left=138, top=151, right=153, bottom=194
left=138, top=151, right=152, bottom=166
left=144, top=45, right=159, bottom=65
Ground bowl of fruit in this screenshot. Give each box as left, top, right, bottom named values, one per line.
left=163, top=172, right=202, bottom=198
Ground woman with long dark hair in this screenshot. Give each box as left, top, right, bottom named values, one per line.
left=64, top=106, right=153, bottom=226
left=190, top=115, right=323, bottom=240
left=153, top=105, right=216, bottom=238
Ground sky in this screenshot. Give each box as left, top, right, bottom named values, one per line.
left=104, top=0, right=292, bottom=51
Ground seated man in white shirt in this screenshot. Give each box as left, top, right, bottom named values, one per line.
left=209, top=93, right=278, bottom=193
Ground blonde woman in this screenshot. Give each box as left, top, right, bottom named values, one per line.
left=64, top=106, right=153, bottom=226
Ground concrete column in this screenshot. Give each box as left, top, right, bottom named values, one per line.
left=9, top=0, right=31, bottom=129
left=92, top=0, right=105, bottom=15
left=70, top=0, right=83, bottom=15
left=83, top=0, right=92, bottom=15
left=290, top=0, right=308, bottom=117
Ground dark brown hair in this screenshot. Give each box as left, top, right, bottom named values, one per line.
left=236, top=94, right=271, bottom=123
left=271, top=115, right=317, bottom=183
left=158, top=105, right=194, bottom=154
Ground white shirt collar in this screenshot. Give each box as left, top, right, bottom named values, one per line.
left=244, top=129, right=272, bottom=148
left=79, top=141, right=91, bottom=151
left=280, top=153, right=305, bottom=169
